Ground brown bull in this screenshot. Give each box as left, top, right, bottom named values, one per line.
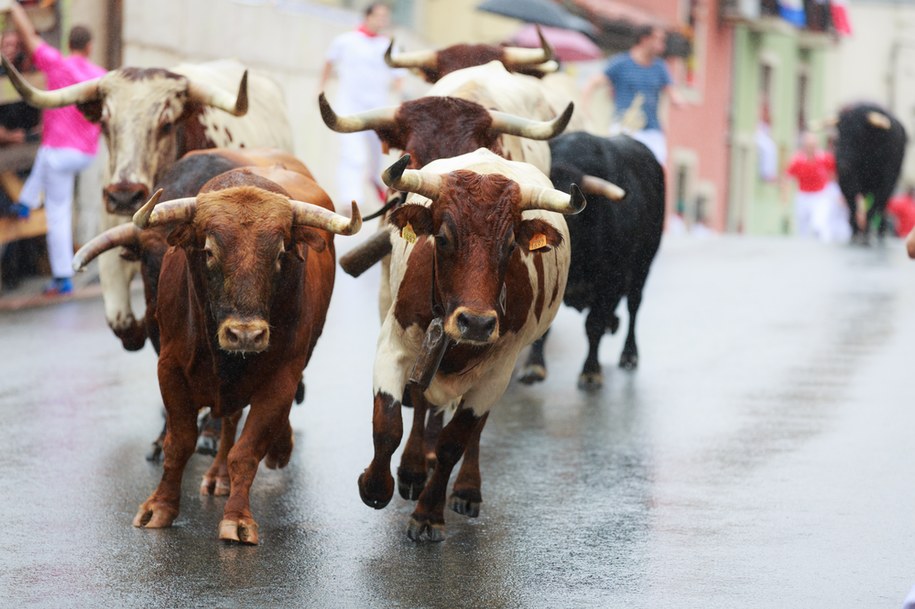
left=128, top=165, right=360, bottom=544
left=385, top=26, right=557, bottom=83
left=73, top=149, right=313, bottom=463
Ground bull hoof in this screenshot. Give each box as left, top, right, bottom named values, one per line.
left=449, top=489, right=481, bottom=518
left=196, top=433, right=219, bottom=456
left=396, top=466, right=427, bottom=500
left=517, top=364, right=546, bottom=385
left=358, top=470, right=394, bottom=509
left=264, top=450, right=291, bottom=470
left=577, top=371, right=603, bottom=390
left=218, top=518, right=259, bottom=545
left=608, top=315, right=620, bottom=334
left=265, top=427, right=294, bottom=470
left=619, top=353, right=639, bottom=370
left=115, top=321, right=147, bottom=352
left=145, top=440, right=163, bottom=463
left=407, top=516, right=445, bottom=542
left=132, top=500, right=178, bottom=529
left=200, top=474, right=230, bottom=496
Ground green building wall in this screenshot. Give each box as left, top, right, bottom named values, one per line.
left=728, top=21, right=832, bottom=235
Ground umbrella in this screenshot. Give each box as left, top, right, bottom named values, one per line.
left=477, top=0, right=598, bottom=38
left=510, top=24, right=603, bottom=62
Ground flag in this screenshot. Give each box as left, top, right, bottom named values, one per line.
left=831, top=0, right=853, bottom=36
left=778, top=0, right=806, bottom=27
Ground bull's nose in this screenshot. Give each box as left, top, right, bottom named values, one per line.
left=104, top=184, right=150, bottom=216
left=455, top=309, right=498, bottom=343
left=219, top=320, right=270, bottom=353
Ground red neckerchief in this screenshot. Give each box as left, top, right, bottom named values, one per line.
left=357, top=25, right=379, bottom=37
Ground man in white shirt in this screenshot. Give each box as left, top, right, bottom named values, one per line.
left=320, top=3, right=403, bottom=211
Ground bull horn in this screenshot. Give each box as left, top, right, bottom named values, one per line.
left=133, top=189, right=197, bottom=228
left=1, top=54, right=101, bottom=108
left=318, top=92, right=397, bottom=133
left=72, top=223, right=141, bottom=272
left=532, top=60, right=560, bottom=74
left=381, top=154, right=443, bottom=201
left=807, top=116, right=837, bottom=131
left=488, top=101, right=573, bottom=140
left=518, top=183, right=587, bottom=215
left=502, top=25, right=554, bottom=65
left=867, top=111, right=892, bottom=130
left=291, top=200, right=362, bottom=235
left=384, top=39, right=438, bottom=69
left=188, top=70, right=248, bottom=116
left=581, top=175, right=626, bottom=201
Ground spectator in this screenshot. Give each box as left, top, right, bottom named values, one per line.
left=2, top=1, right=106, bottom=296
left=886, top=186, right=915, bottom=238
left=581, top=24, right=683, bottom=164
left=318, top=2, right=403, bottom=212
left=0, top=26, right=43, bottom=289
left=783, top=131, right=836, bottom=239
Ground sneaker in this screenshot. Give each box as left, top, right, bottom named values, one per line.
left=43, top=277, right=73, bottom=296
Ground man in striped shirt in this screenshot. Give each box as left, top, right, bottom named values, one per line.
left=582, top=25, right=682, bottom=165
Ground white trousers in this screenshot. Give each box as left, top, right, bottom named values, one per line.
left=794, top=189, right=829, bottom=239
left=610, top=124, right=668, bottom=165
left=631, top=129, right=668, bottom=166
left=336, top=130, right=384, bottom=212
left=19, top=146, right=96, bottom=278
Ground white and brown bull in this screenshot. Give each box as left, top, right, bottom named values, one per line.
left=358, top=148, right=584, bottom=541
left=129, top=164, right=360, bottom=545
left=2, top=57, right=293, bottom=351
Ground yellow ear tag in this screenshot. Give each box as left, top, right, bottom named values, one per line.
left=401, top=222, right=417, bottom=243
left=529, top=232, right=548, bottom=251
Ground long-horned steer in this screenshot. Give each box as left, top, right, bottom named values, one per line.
left=3, top=56, right=294, bottom=351
left=359, top=148, right=584, bottom=541
left=129, top=164, right=361, bottom=544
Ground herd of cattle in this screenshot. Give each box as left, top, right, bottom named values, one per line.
left=2, top=30, right=908, bottom=545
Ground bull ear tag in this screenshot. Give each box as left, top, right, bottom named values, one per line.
left=529, top=232, right=548, bottom=251
left=401, top=222, right=417, bottom=243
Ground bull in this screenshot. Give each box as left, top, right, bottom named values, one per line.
left=321, top=61, right=575, bottom=515
left=358, top=148, right=584, bottom=541
left=519, top=133, right=664, bottom=389
left=384, top=27, right=557, bottom=83
left=128, top=164, right=360, bottom=544
left=2, top=56, right=294, bottom=350
left=73, top=149, right=312, bottom=464
left=384, top=35, right=591, bottom=134
left=833, top=103, right=907, bottom=243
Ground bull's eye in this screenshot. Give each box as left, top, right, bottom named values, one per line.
left=505, top=230, right=516, bottom=254
left=204, top=247, right=215, bottom=266
left=159, top=122, right=174, bottom=137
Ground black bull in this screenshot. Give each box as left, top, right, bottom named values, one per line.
left=519, top=132, right=665, bottom=389
left=835, top=103, right=907, bottom=241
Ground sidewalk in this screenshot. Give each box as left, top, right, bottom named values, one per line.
left=0, top=268, right=103, bottom=312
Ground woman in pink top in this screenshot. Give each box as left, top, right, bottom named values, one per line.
left=4, top=1, right=106, bottom=295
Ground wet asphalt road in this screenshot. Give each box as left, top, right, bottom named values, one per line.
left=2, top=234, right=915, bottom=608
